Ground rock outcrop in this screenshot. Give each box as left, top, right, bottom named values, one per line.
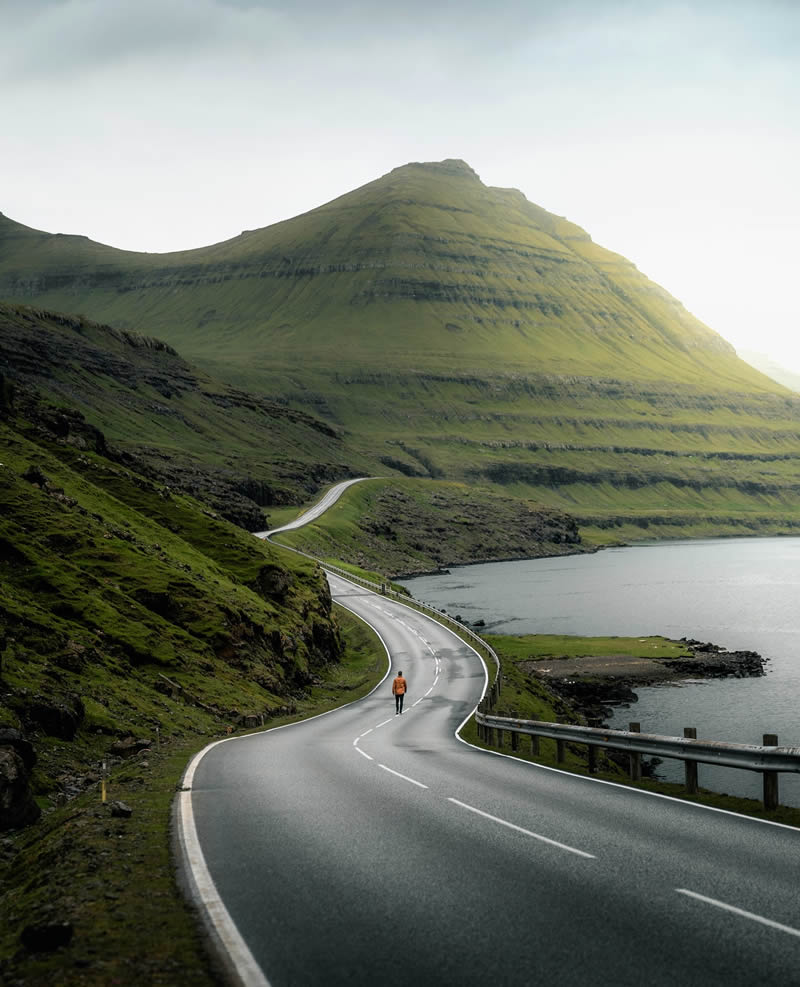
left=526, top=641, right=767, bottom=723
left=0, top=729, right=40, bottom=831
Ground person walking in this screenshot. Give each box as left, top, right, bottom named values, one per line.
left=392, top=670, right=408, bottom=714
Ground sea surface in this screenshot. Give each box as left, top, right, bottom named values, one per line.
left=400, top=537, right=800, bottom=806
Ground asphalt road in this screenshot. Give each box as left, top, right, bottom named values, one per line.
left=181, top=574, right=800, bottom=986
left=253, top=478, right=372, bottom=538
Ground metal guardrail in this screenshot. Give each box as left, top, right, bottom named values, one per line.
left=475, top=709, right=800, bottom=810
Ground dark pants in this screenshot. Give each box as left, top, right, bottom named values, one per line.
left=395, top=693, right=404, bottom=713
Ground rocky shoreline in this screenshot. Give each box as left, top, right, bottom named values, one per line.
left=523, top=639, right=767, bottom=724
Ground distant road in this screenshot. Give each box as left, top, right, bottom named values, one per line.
left=253, top=477, right=374, bottom=538
left=179, top=487, right=800, bottom=985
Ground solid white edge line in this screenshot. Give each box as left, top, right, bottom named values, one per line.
left=455, top=731, right=800, bottom=834
left=448, top=797, right=595, bottom=858
left=676, top=889, right=800, bottom=938
left=176, top=588, right=394, bottom=987
left=412, top=698, right=423, bottom=706
left=378, top=764, right=429, bottom=789
left=178, top=751, right=271, bottom=987
left=424, top=687, right=433, bottom=697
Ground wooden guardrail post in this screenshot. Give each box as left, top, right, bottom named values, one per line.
left=587, top=744, right=597, bottom=774
left=629, top=722, right=642, bottom=781
left=556, top=738, right=566, bottom=763
left=763, top=734, right=779, bottom=810
left=511, top=713, right=519, bottom=751
left=684, top=727, right=698, bottom=794
left=531, top=734, right=540, bottom=756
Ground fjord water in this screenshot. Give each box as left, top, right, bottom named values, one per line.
left=401, top=538, right=800, bottom=806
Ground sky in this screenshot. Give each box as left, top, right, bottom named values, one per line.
left=2, top=0, right=799, bottom=370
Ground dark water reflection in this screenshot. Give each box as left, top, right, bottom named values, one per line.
left=400, top=538, right=800, bottom=806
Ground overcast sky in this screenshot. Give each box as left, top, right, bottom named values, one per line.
left=2, top=0, right=799, bottom=370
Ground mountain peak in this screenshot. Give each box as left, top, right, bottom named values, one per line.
left=390, top=158, right=481, bottom=182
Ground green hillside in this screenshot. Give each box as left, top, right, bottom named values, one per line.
left=0, top=301, right=372, bottom=527
left=2, top=160, right=800, bottom=539
left=0, top=386, right=347, bottom=768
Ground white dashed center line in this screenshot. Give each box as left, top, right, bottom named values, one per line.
left=379, top=765, right=429, bottom=789
left=676, top=889, right=800, bottom=939
left=447, top=798, right=595, bottom=859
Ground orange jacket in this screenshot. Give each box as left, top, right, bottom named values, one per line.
left=392, top=675, right=407, bottom=695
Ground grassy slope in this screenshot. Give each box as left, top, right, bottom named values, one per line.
left=0, top=607, right=387, bottom=986
left=0, top=162, right=777, bottom=386
left=0, top=302, right=372, bottom=519
left=0, top=415, right=346, bottom=762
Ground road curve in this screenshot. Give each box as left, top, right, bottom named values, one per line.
left=178, top=573, right=800, bottom=986
left=253, top=477, right=375, bottom=538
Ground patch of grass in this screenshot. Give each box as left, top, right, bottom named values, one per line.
left=0, top=742, right=217, bottom=987
left=0, top=605, right=387, bottom=985
left=484, top=633, right=690, bottom=661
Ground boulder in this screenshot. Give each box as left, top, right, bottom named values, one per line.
left=20, top=921, right=73, bottom=952
left=0, top=726, right=36, bottom=771
left=109, top=800, right=133, bottom=818
left=251, top=564, right=292, bottom=600
left=26, top=695, right=84, bottom=740
left=0, top=747, right=41, bottom=830
left=108, top=736, right=152, bottom=758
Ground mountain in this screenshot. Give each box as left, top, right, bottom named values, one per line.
left=2, top=161, right=800, bottom=541
left=0, top=160, right=772, bottom=385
